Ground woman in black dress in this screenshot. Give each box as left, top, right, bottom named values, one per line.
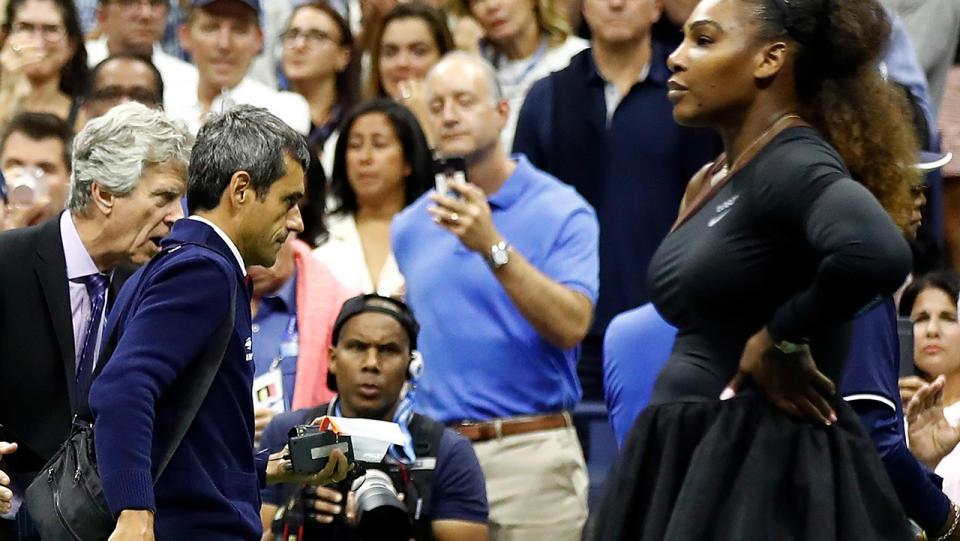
left=585, top=0, right=931, bottom=538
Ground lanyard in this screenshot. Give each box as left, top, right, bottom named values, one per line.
left=483, top=37, right=549, bottom=90
left=332, top=396, right=417, bottom=464
left=269, top=314, right=298, bottom=371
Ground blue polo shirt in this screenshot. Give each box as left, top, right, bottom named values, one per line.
left=391, top=156, right=599, bottom=423
left=252, top=270, right=298, bottom=411
left=603, top=303, right=677, bottom=447
left=513, top=45, right=720, bottom=332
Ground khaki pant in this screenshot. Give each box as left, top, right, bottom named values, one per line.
left=471, top=425, right=589, bottom=541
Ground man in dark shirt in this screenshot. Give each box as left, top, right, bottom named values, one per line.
left=513, top=0, right=719, bottom=399
left=258, top=294, right=489, bottom=541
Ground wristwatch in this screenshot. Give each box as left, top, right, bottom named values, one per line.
left=486, top=240, right=512, bottom=270
left=774, top=339, right=804, bottom=354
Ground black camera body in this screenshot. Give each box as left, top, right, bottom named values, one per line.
left=287, top=425, right=355, bottom=474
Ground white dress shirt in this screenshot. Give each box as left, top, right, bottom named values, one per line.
left=312, top=212, right=404, bottom=297
left=165, top=75, right=311, bottom=135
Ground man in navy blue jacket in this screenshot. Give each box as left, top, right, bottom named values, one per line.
left=90, top=105, right=350, bottom=541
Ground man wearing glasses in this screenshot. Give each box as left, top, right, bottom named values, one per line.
left=84, top=0, right=197, bottom=110
left=85, top=54, right=165, bottom=119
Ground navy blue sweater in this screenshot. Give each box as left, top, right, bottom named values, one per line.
left=91, top=219, right=266, bottom=541
left=841, top=297, right=950, bottom=532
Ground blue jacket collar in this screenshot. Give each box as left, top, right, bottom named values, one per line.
left=161, top=218, right=245, bottom=278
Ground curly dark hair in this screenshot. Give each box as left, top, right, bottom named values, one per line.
left=745, top=0, right=920, bottom=230
left=3, top=0, right=90, bottom=100
left=899, top=270, right=960, bottom=318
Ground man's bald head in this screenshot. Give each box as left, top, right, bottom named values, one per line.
left=426, top=51, right=503, bottom=105
left=424, top=52, right=508, bottom=162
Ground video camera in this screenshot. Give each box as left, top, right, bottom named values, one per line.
left=278, top=424, right=414, bottom=541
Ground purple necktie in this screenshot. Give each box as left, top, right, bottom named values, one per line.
left=76, top=272, right=108, bottom=400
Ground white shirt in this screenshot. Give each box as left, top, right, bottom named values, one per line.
left=312, top=212, right=404, bottom=297
left=189, top=215, right=246, bottom=275
left=84, top=37, right=198, bottom=111
left=485, top=36, right=589, bottom=152
left=165, top=75, right=311, bottom=135
left=246, top=0, right=292, bottom=89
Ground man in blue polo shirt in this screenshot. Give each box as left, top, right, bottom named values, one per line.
left=392, top=52, right=599, bottom=541
left=513, top=0, right=719, bottom=400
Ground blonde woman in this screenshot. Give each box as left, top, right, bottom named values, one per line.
left=451, top=0, right=587, bottom=150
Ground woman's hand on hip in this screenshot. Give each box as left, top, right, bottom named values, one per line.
left=722, top=327, right=837, bottom=426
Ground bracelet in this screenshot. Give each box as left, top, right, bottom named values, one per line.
left=938, top=502, right=960, bottom=541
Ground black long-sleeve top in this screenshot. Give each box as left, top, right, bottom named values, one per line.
left=647, top=126, right=913, bottom=404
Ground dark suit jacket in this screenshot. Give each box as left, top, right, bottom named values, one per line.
left=0, top=215, right=130, bottom=478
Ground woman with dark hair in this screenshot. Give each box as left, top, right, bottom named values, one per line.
left=896, top=271, right=960, bottom=506
left=583, top=0, right=930, bottom=537
left=282, top=1, right=359, bottom=176
left=366, top=2, right=452, bottom=141
left=0, top=0, right=88, bottom=131
left=313, top=98, right=432, bottom=297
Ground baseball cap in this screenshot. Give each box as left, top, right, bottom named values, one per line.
left=191, top=0, right=260, bottom=17
left=332, top=294, right=420, bottom=349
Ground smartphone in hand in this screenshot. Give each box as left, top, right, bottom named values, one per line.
left=433, top=156, right=467, bottom=199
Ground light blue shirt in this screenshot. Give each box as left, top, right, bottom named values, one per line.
left=391, top=155, right=599, bottom=423
left=251, top=271, right=298, bottom=411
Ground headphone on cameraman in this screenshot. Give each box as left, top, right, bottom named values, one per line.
left=407, top=350, right=424, bottom=381
left=329, top=294, right=424, bottom=390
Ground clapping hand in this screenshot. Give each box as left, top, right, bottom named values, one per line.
left=906, top=375, right=960, bottom=469
left=900, top=375, right=928, bottom=408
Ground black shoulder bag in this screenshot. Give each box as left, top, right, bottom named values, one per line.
left=24, top=243, right=238, bottom=541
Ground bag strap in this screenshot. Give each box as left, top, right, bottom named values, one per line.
left=82, top=241, right=240, bottom=483
left=153, top=282, right=235, bottom=480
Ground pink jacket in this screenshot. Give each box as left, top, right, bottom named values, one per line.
left=290, top=239, right=360, bottom=410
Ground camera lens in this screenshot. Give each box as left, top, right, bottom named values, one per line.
left=352, top=469, right=411, bottom=541
left=4, top=167, right=46, bottom=208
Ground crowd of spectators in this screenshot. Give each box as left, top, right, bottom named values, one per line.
left=0, top=0, right=958, bottom=539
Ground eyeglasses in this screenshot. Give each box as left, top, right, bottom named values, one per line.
left=90, top=85, right=162, bottom=108
left=110, top=0, right=167, bottom=9
left=10, top=22, right=66, bottom=43
left=280, top=28, right=339, bottom=47
left=911, top=183, right=929, bottom=197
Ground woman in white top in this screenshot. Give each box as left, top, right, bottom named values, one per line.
left=313, top=98, right=432, bottom=296
left=901, top=271, right=960, bottom=500
left=451, top=0, right=588, bottom=150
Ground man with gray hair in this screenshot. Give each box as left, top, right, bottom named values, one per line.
left=0, top=101, right=192, bottom=541
left=392, top=52, right=599, bottom=541
left=90, top=104, right=350, bottom=541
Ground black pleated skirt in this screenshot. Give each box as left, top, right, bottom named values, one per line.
left=583, top=392, right=913, bottom=541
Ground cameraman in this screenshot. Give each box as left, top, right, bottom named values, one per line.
left=258, top=294, right=489, bottom=541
